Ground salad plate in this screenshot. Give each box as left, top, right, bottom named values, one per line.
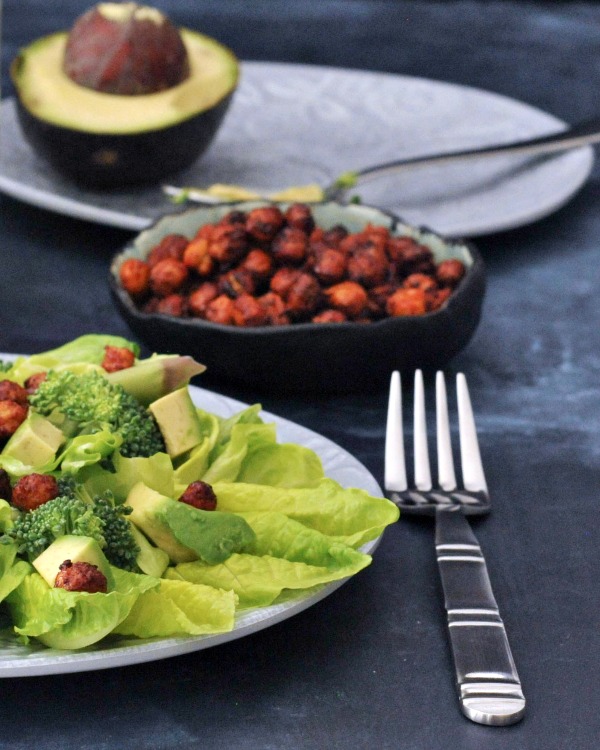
left=0, top=363, right=382, bottom=678
left=0, top=61, right=593, bottom=237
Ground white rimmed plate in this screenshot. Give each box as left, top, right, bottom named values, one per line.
left=0, top=61, right=593, bottom=237
left=0, top=365, right=383, bottom=677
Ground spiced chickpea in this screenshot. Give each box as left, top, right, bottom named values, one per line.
left=0, top=400, right=27, bottom=439
left=270, top=267, right=302, bottom=298
left=312, top=309, right=347, bottom=324
left=101, top=346, right=135, bottom=373
left=321, top=224, right=349, bottom=247
left=147, top=233, right=188, bottom=266
left=402, top=272, right=438, bottom=293
left=218, top=268, right=256, bottom=298
left=285, top=203, right=315, bottom=234
left=284, top=272, right=322, bottom=320
left=0, top=380, right=29, bottom=407
left=149, top=257, right=188, bottom=297
left=245, top=206, right=285, bottom=242
left=119, top=258, right=151, bottom=297
left=188, top=282, right=218, bottom=317
left=205, top=294, right=236, bottom=325
left=312, top=248, right=347, bottom=285
left=271, top=227, right=308, bottom=265
left=219, top=210, right=247, bottom=226
left=12, top=473, right=59, bottom=512
left=24, top=372, right=47, bottom=394
left=348, top=245, right=389, bottom=288
left=258, top=292, right=290, bottom=325
left=324, top=281, right=368, bottom=319
left=436, top=258, right=466, bottom=287
left=179, top=480, right=217, bottom=511
left=241, top=248, right=273, bottom=281
left=156, top=294, right=187, bottom=317
left=428, top=286, right=452, bottom=311
left=55, top=560, right=108, bottom=593
left=208, top=224, right=248, bottom=264
left=386, top=287, right=428, bottom=317
left=368, top=283, right=397, bottom=318
left=183, top=237, right=214, bottom=277
left=232, top=293, right=270, bottom=327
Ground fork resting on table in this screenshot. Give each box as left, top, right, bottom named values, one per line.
left=384, top=370, right=525, bottom=726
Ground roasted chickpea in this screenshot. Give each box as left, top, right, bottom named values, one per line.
left=0, top=380, right=29, bottom=407
left=241, top=248, right=274, bottom=281
left=428, top=286, right=452, bottom=311
left=271, top=227, right=308, bottom=265
left=232, top=293, right=270, bottom=327
left=219, top=210, right=247, bottom=226
left=258, top=292, right=290, bottom=326
left=313, top=248, right=347, bottom=285
left=348, top=244, right=389, bottom=288
left=101, top=345, right=135, bottom=373
left=269, top=267, right=302, bottom=298
left=179, top=480, right=217, bottom=510
left=208, top=224, right=248, bottom=264
left=403, top=272, right=438, bottom=293
left=324, top=281, right=368, bottom=319
left=312, top=309, right=347, bottom=323
left=24, top=372, right=47, bottom=394
left=285, top=203, right=315, bottom=234
left=12, top=473, right=59, bottom=512
left=147, top=234, right=188, bottom=266
left=188, top=282, right=219, bottom=317
left=284, top=272, right=322, bottom=320
left=150, top=258, right=188, bottom=296
left=54, top=560, right=108, bottom=593
left=156, top=294, right=187, bottom=317
left=321, top=224, right=349, bottom=248
left=205, top=294, right=236, bottom=325
left=436, top=258, right=466, bottom=287
left=368, top=283, right=397, bottom=318
left=0, top=400, right=27, bottom=440
left=245, top=206, right=285, bottom=242
left=386, top=287, right=428, bottom=316
left=119, top=258, right=151, bottom=297
left=183, top=237, right=214, bottom=277
left=218, top=268, right=257, bottom=298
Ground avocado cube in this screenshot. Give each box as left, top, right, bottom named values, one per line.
left=128, top=521, right=170, bottom=578
left=33, top=535, right=114, bottom=590
left=149, top=387, right=204, bottom=458
left=2, top=411, right=64, bottom=467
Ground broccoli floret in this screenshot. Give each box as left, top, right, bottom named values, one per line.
left=6, top=484, right=140, bottom=571
left=29, top=369, right=165, bottom=458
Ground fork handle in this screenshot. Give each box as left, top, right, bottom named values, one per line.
left=435, top=506, right=526, bottom=726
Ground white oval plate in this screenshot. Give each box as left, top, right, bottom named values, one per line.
left=0, top=61, right=593, bottom=237
left=0, top=370, right=383, bottom=677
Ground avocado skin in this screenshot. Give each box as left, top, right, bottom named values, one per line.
left=14, top=92, right=234, bottom=188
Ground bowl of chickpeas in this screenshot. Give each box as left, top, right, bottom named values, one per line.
left=109, top=201, right=485, bottom=393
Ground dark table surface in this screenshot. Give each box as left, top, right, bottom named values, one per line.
left=1, top=1, right=599, bottom=748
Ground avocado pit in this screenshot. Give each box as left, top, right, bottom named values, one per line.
left=63, top=2, right=190, bottom=95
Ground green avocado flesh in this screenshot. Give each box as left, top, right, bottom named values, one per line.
left=11, top=29, right=239, bottom=134
left=126, top=483, right=255, bottom=565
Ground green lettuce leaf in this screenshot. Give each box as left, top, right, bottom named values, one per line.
left=7, top=567, right=158, bottom=650
left=113, top=577, right=237, bottom=637
left=82, top=451, right=175, bottom=501
left=236, top=442, right=324, bottom=488
left=212, top=478, right=399, bottom=547
left=0, top=542, right=32, bottom=603
left=202, top=422, right=277, bottom=484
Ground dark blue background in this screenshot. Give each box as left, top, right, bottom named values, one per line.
left=1, top=2, right=599, bottom=749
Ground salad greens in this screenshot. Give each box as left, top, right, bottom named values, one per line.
left=0, top=335, right=399, bottom=650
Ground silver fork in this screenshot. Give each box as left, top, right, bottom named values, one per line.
left=384, top=370, right=525, bottom=726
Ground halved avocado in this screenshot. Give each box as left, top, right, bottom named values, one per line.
left=10, top=29, right=239, bottom=187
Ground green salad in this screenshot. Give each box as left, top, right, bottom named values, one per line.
left=0, top=335, right=398, bottom=650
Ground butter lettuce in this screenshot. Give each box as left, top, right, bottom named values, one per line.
left=7, top=567, right=158, bottom=650
left=0, top=543, right=31, bottom=604
left=114, top=577, right=237, bottom=638
left=212, top=478, right=399, bottom=548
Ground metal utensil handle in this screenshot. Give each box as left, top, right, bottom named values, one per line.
left=435, top=505, right=526, bottom=726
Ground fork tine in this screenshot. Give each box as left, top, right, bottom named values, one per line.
left=413, top=370, right=432, bottom=490
left=384, top=371, right=407, bottom=491
left=456, top=373, right=489, bottom=494
left=435, top=371, right=457, bottom=491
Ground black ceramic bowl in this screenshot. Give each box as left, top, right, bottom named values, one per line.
left=109, top=202, right=485, bottom=394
